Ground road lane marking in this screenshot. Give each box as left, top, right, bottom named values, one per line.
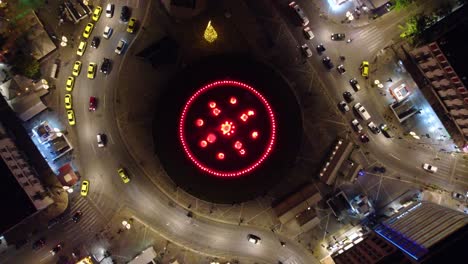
left=390, top=153, right=401, bottom=160
left=108, top=133, right=115, bottom=144
left=91, top=143, right=97, bottom=155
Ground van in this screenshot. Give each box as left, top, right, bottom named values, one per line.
left=50, top=63, right=58, bottom=79
left=289, top=2, right=309, bottom=26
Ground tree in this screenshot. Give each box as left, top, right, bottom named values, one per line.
left=391, top=0, right=413, bottom=11
left=9, top=52, right=41, bottom=79
left=398, top=14, right=429, bottom=43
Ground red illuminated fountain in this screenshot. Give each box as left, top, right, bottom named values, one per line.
left=179, top=80, right=277, bottom=178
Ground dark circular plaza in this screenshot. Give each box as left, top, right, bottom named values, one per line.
left=154, top=54, right=303, bottom=203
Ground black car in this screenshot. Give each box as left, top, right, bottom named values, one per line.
left=359, top=133, right=370, bottom=143
left=316, top=44, right=326, bottom=54
left=343, top=91, right=354, bottom=102
left=100, top=58, right=111, bottom=74
left=322, top=56, right=334, bottom=69
left=50, top=243, right=63, bottom=255
left=349, top=78, right=361, bottom=91
left=72, top=210, right=83, bottom=223
left=91, top=36, right=100, bottom=48
left=380, top=123, right=393, bottom=138
left=120, top=6, right=130, bottom=22
left=32, top=238, right=46, bottom=250
left=337, top=64, right=346, bottom=74
left=331, top=33, right=346, bottom=40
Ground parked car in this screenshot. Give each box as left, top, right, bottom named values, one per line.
left=120, top=6, right=130, bottom=22
left=127, top=17, right=137, bottom=33
left=359, top=133, right=370, bottom=143
left=247, top=234, right=261, bottom=244
left=118, top=168, right=130, bottom=183
left=67, top=110, right=76, bottom=126
left=81, top=180, right=89, bottom=196
left=87, top=63, right=97, bottom=79
left=92, top=6, right=102, bottom=21
left=322, top=56, right=333, bottom=70
left=331, top=33, right=345, bottom=40
left=422, top=163, right=438, bottom=173
left=72, top=61, right=82, bottom=77
left=349, top=78, right=361, bottom=91
left=303, top=26, right=314, bottom=39
left=100, top=58, right=111, bottom=74
left=343, top=91, right=354, bottom=102
left=66, top=76, right=75, bottom=92
left=103, top=26, right=113, bottom=39
left=380, top=123, right=393, bottom=138
left=301, top=44, right=312, bottom=57
left=351, top=119, right=363, bottom=132
left=339, top=101, right=349, bottom=112
left=105, top=3, right=114, bottom=18
left=316, top=43, right=326, bottom=54
left=337, top=64, right=346, bottom=74
left=91, top=36, right=100, bottom=48
left=82, top=23, right=94, bottom=39
left=367, top=122, right=381, bottom=134
left=288, top=1, right=309, bottom=26
left=77, top=41, right=87, bottom=56
left=354, top=103, right=371, bottom=120
left=64, top=94, right=72, bottom=110
left=360, top=61, right=369, bottom=78
left=115, top=39, right=126, bottom=54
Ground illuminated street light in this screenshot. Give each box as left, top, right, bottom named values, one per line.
left=60, top=36, right=68, bottom=47
left=122, top=220, right=131, bottom=229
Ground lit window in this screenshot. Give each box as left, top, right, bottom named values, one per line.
left=195, top=119, right=204, bottom=127
left=217, top=152, right=225, bottom=160
left=230, top=97, right=237, bottom=104
left=206, top=133, right=216, bottom=143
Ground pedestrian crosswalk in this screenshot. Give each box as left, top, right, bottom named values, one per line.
left=353, top=26, right=391, bottom=55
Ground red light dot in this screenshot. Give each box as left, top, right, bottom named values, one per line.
left=239, top=149, right=246, bottom=155
left=199, top=140, right=208, bottom=148
left=230, top=97, right=237, bottom=104
left=251, top=131, right=258, bottom=139
left=206, top=133, right=217, bottom=143
left=240, top=113, right=248, bottom=122
left=195, top=119, right=204, bottom=127
left=209, top=102, right=216, bottom=108
left=212, top=108, right=221, bottom=116
left=247, top=110, right=255, bottom=116
left=234, top=141, right=242, bottom=150
left=220, top=121, right=233, bottom=135
left=217, top=152, right=225, bottom=160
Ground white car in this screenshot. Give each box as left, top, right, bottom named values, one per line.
left=97, top=134, right=105, bottom=147
left=452, top=192, right=466, bottom=201
left=354, top=103, right=371, bottom=120
left=106, top=3, right=114, bottom=18
left=303, top=27, right=314, bottom=39
left=301, top=44, right=312, bottom=58
left=422, top=163, right=438, bottom=173
left=351, top=119, right=363, bottom=133
left=103, top=26, right=113, bottom=39
left=115, top=39, right=126, bottom=54
left=247, top=234, right=261, bottom=244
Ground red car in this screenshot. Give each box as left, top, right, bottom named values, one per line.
left=89, top=96, right=97, bottom=111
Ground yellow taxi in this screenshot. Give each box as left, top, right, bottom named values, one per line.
left=72, top=61, right=82, bottom=77
left=92, top=6, right=102, bottom=22
left=118, top=168, right=130, bottom=183
left=77, top=41, right=87, bottom=56
left=64, top=94, right=72, bottom=110
left=126, top=17, right=137, bottom=33
left=83, top=23, right=94, bottom=39
left=361, top=61, right=369, bottom=78
left=87, top=62, right=96, bottom=79
left=81, top=180, right=89, bottom=196
left=65, top=76, right=74, bottom=92
left=67, top=109, right=76, bottom=126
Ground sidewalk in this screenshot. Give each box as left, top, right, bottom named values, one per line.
left=310, top=0, right=374, bottom=28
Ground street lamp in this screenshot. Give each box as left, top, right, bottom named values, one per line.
left=122, top=220, right=131, bottom=229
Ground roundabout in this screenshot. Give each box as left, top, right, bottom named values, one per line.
left=154, top=54, right=303, bottom=203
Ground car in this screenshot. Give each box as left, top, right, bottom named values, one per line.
left=64, top=94, right=72, bottom=110
left=97, top=133, right=106, bottom=147
left=100, top=58, right=111, bottom=74
left=422, top=163, right=438, bottom=173
left=349, top=78, right=361, bottom=91
left=316, top=44, right=326, bottom=54
left=343, top=91, right=354, bottom=102
left=373, top=166, right=386, bottom=173
left=106, top=3, right=114, bottom=18
left=331, top=33, right=346, bottom=40
left=76, top=41, right=87, bottom=56
left=87, top=63, right=97, bottom=79
left=65, top=76, right=75, bottom=92
left=32, top=238, right=46, bottom=250
left=89, top=96, right=97, bottom=111
left=452, top=192, right=466, bottom=201
left=91, top=36, right=100, bottom=48
left=81, top=180, right=89, bottom=196
left=120, top=6, right=130, bottom=22
left=288, top=1, right=309, bottom=26
left=72, top=210, right=83, bottom=223
left=380, top=123, right=393, bottom=138
left=322, top=56, right=333, bottom=70
left=72, top=61, right=82, bottom=77
left=67, top=110, right=76, bottom=126
left=247, top=234, right=261, bottom=244
left=367, top=122, right=381, bottom=134
left=360, top=61, right=369, bottom=78
left=118, top=168, right=130, bottom=183
left=303, top=26, right=314, bottom=39
left=337, top=64, right=346, bottom=74
left=115, top=39, right=126, bottom=54
left=301, top=44, right=312, bottom=58
left=354, top=103, right=371, bottom=120
left=82, top=22, right=94, bottom=39
left=339, top=101, right=349, bottom=112
left=103, top=26, right=113, bottom=39
left=359, top=133, right=370, bottom=143
left=351, top=119, right=363, bottom=132
left=92, top=6, right=102, bottom=21
left=50, top=243, right=63, bottom=256
left=127, top=17, right=137, bottom=33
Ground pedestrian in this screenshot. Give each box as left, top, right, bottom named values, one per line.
left=387, top=78, right=393, bottom=82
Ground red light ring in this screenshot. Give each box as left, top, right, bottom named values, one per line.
left=179, top=80, right=276, bottom=177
